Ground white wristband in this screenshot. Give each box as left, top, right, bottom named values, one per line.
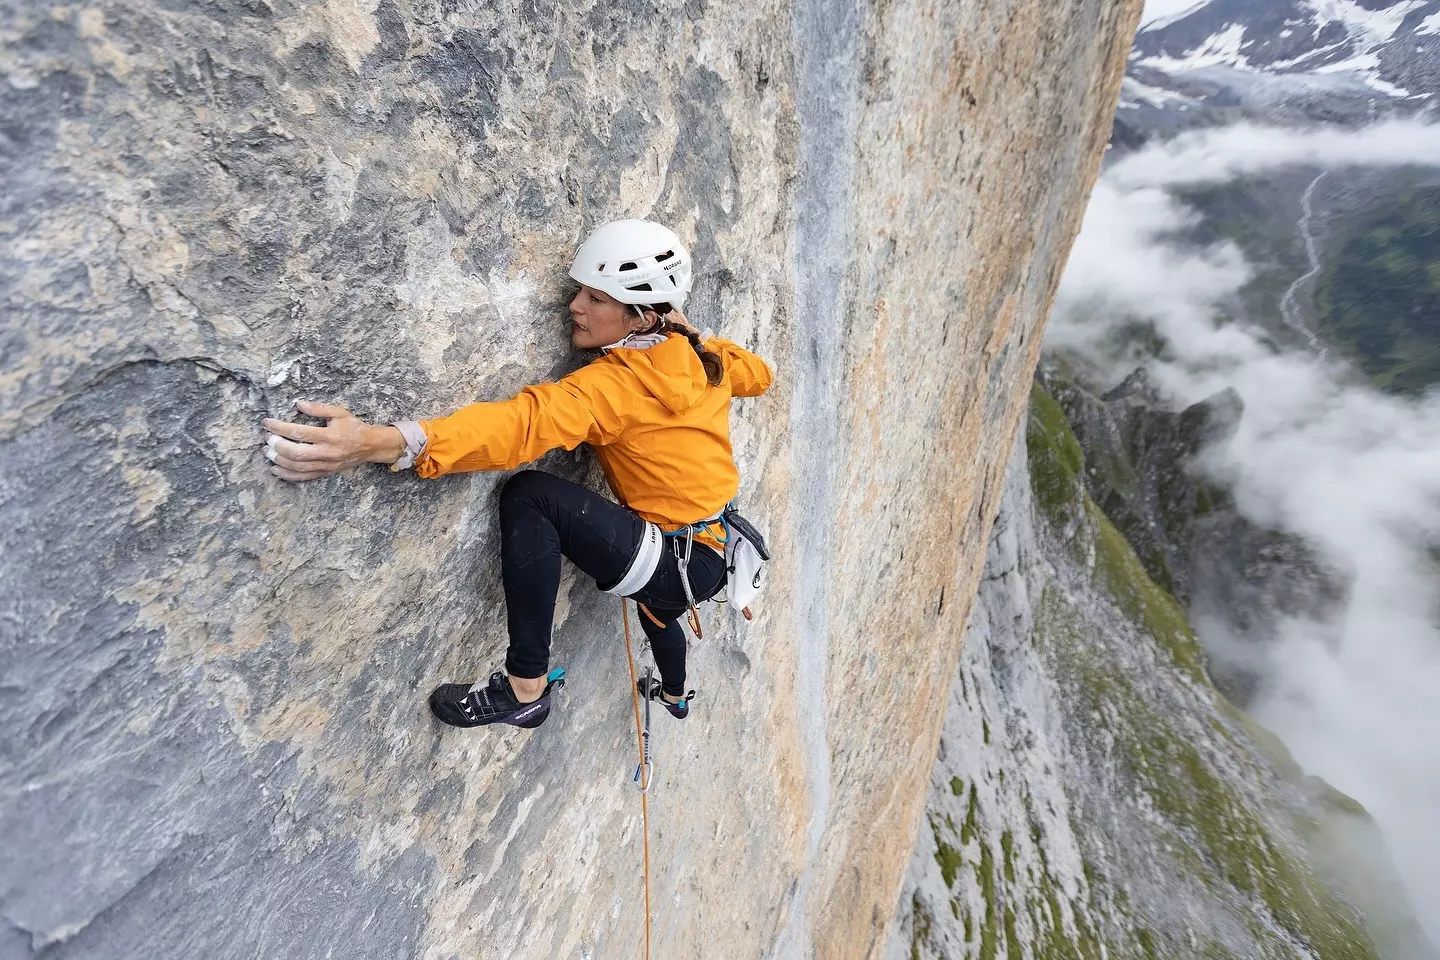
left=389, top=421, right=428, bottom=471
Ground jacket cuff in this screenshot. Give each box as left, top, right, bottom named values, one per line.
left=389, top=420, right=429, bottom=471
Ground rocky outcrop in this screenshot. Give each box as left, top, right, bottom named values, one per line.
left=886, top=384, right=1420, bottom=960
left=1047, top=366, right=1243, bottom=604
left=1046, top=366, right=1347, bottom=704
left=0, top=0, right=1140, bottom=956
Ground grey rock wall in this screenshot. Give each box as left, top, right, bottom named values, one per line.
left=0, top=0, right=1139, bottom=956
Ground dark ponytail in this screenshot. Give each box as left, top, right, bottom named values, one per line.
left=639, top=302, right=725, bottom=387
left=663, top=320, right=725, bottom=386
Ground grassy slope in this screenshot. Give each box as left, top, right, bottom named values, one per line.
left=1315, top=184, right=1440, bottom=394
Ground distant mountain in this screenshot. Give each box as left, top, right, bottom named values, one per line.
left=1107, top=2, right=1440, bottom=391
left=1118, top=0, right=1440, bottom=138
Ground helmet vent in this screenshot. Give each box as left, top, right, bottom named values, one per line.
left=655, top=250, right=674, bottom=262
left=626, top=282, right=653, bottom=292
left=619, top=261, right=638, bottom=272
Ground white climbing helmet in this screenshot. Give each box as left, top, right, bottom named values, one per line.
left=568, top=219, right=693, bottom=308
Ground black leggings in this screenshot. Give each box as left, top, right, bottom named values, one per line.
left=499, top=470, right=726, bottom=696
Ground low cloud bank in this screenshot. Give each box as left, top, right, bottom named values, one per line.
left=1107, top=121, right=1440, bottom=189
left=1050, top=120, right=1440, bottom=940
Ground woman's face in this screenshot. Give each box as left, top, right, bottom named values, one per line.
left=568, top=285, right=647, bottom=349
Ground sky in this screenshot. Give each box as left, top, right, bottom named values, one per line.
left=1049, top=119, right=1440, bottom=943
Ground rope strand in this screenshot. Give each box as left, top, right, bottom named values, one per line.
left=621, top=600, right=653, bottom=960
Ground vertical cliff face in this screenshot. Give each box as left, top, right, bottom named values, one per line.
left=886, top=386, right=1413, bottom=960
left=0, top=0, right=1138, bottom=956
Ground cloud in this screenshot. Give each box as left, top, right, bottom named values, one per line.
left=1050, top=120, right=1440, bottom=941
left=1107, top=121, right=1440, bottom=190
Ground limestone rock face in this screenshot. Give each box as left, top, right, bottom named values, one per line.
left=0, top=0, right=1138, bottom=956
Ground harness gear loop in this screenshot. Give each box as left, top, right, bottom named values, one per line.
left=620, top=600, right=653, bottom=960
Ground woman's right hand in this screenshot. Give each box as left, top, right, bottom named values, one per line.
left=262, top=400, right=406, bottom=482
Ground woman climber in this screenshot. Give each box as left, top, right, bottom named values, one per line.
left=260, top=220, right=773, bottom=730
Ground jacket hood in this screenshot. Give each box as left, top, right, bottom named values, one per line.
left=604, top=332, right=707, bottom=414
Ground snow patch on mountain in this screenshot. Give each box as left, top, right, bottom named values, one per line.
left=1139, top=22, right=1253, bottom=70
left=1308, top=0, right=1427, bottom=47
left=1142, top=0, right=1218, bottom=33
left=1122, top=0, right=1440, bottom=121
left=1120, top=75, right=1202, bottom=108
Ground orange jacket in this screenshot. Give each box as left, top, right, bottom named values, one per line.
left=415, top=334, right=772, bottom=545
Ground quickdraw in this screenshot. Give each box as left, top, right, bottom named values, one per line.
left=634, top=664, right=654, bottom=793
left=660, top=512, right=728, bottom=640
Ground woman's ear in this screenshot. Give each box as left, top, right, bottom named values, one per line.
left=633, top=308, right=660, bottom=332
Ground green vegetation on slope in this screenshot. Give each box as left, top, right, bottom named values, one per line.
left=1027, top=381, right=1086, bottom=527
left=1089, top=500, right=1206, bottom=685
left=1038, top=583, right=1381, bottom=960
left=933, top=816, right=964, bottom=889
left=1316, top=184, right=1440, bottom=394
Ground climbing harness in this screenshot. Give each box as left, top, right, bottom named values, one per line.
left=620, top=600, right=654, bottom=960
left=605, top=503, right=771, bottom=636
left=662, top=504, right=772, bottom=628
left=602, top=521, right=664, bottom=597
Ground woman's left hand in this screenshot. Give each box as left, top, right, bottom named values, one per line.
left=657, top=308, right=699, bottom=337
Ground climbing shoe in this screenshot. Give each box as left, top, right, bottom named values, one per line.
left=637, top=676, right=696, bottom=720
left=429, top=668, right=566, bottom=729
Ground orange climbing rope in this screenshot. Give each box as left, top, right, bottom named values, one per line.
left=620, top=600, right=653, bottom=960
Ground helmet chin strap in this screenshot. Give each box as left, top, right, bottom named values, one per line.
left=601, top=308, right=670, bottom=353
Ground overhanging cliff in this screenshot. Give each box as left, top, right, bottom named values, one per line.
left=0, top=0, right=1140, bottom=956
